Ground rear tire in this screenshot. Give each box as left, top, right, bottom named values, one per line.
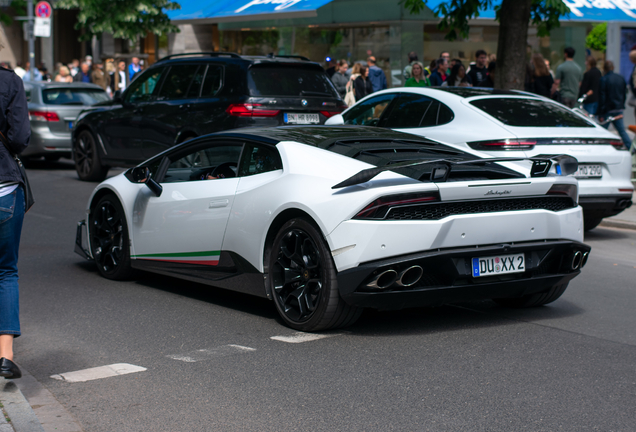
left=269, top=218, right=361, bottom=332
left=583, top=217, right=603, bottom=231
left=90, top=194, right=134, bottom=280
left=74, top=130, right=109, bottom=182
left=493, top=283, right=568, bottom=308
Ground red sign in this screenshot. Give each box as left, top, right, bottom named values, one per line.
left=35, top=1, right=52, bottom=18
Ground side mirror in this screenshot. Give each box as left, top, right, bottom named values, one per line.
left=129, top=166, right=163, bottom=197
left=325, top=114, right=345, bottom=125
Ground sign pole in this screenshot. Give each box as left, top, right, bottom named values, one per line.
left=27, top=0, right=34, bottom=80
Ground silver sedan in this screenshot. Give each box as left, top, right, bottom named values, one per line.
left=22, top=82, right=109, bottom=161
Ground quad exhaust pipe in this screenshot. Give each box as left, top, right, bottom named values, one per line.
left=366, top=266, right=424, bottom=289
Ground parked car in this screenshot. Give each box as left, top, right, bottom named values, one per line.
left=75, top=126, right=589, bottom=331
left=22, top=82, right=109, bottom=161
left=326, top=87, right=634, bottom=230
left=71, top=52, right=346, bottom=182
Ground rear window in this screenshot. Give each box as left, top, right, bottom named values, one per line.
left=470, top=98, right=594, bottom=127
left=42, top=88, right=109, bottom=106
left=248, top=66, right=339, bottom=98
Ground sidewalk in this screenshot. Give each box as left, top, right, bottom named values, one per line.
left=0, top=367, right=82, bottom=432
left=599, top=191, right=636, bottom=230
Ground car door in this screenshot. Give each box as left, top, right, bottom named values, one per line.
left=99, top=67, right=166, bottom=163
left=140, top=63, right=202, bottom=159
left=131, top=139, right=244, bottom=266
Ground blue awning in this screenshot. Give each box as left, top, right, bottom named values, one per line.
left=169, top=0, right=336, bottom=23
left=425, top=0, right=636, bottom=21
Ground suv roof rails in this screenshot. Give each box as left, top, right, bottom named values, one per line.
left=266, top=53, right=311, bottom=61
left=156, top=52, right=242, bottom=63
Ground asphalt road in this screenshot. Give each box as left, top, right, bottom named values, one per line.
left=13, top=161, right=636, bottom=432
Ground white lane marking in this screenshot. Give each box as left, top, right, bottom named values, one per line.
left=270, top=332, right=343, bottom=343
left=167, top=344, right=256, bottom=363
left=50, top=363, right=146, bottom=383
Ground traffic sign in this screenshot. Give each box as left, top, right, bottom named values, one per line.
left=34, top=17, right=50, bottom=37
left=35, top=1, right=51, bottom=18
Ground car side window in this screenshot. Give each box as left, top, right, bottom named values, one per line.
left=343, top=94, right=396, bottom=126
left=186, top=66, right=206, bottom=98
left=384, top=93, right=454, bottom=128
left=163, top=143, right=243, bottom=183
left=124, top=68, right=165, bottom=104
left=238, top=144, right=282, bottom=177
left=200, top=65, right=223, bottom=98
left=157, top=65, right=200, bottom=101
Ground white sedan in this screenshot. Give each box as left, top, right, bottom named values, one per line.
left=326, top=87, right=634, bottom=230
left=75, top=126, right=590, bottom=331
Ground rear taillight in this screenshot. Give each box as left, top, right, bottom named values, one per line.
left=225, top=104, right=280, bottom=117
left=547, top=183, right=578, bottom=204
left=354, top=192, right=440, bottom=220
left=609, top=140, right=627, bottom=150
left=29, top=111, right=60, bottom=122
left=468, top=139, right=536, bottom=151
left=320, top=111, right=341, bottom=118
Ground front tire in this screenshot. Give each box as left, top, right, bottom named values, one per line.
left=269, top=218, right=361, bottom=332
left=90, top=194, right=133, bottom=280
left=74, top=130, right=109, bottom=182
left=493, top=283, right=568, bottom=308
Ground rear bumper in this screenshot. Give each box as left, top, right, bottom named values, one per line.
left=579, top=194, right=633, bottom=219
left=337, top=239, right=590, bottom=309
left=22, top=128, right=72, bottom=158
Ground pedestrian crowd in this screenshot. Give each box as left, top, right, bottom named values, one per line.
left=329, top=49, right=498, bottom=106
left=3, top=55, right=146, bottom=98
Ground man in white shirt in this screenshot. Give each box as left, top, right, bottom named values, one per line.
left=115, top=60, right=128, bottom=92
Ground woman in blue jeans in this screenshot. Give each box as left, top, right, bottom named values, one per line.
left=0, top=64, right=31, bottom=379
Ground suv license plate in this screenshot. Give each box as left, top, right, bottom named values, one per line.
left=284, top=113, right=319, bottom=124
left=573, top=164, right=602, bottom=178
left=472, top=253, right=525, bottom=277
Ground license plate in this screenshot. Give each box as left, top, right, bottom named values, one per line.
left=68, top=121, right=73, bottom=130
left=284, top=113, right=319, bottom=124
left=573, top=164, right=602, bottom=178
left=472, top=253, right=525, bottom=277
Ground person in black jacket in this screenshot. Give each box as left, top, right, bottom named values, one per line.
left=0, top=65, right=31, bottom=380
left=578, top=56, right=602, bottom=115
left=531, top=53, right=554, bottom=98
left=598, top=61, right=631, bottom=149
left=354, top=65, right=373, bottom=101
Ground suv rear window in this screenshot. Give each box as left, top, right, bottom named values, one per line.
left=42, top=88, right=109, bottom=105
left=248, top=65, right=339, bottom=98
left=470, top=98, right=594, bottom=127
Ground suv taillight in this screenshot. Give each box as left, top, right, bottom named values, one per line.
left=353, top=192, right=440, bottom=220
left=468, top=139, right=536, bottom=151
left=29, top=111, right=60, bottom=122
left=226, top=104, right=280, bottom=117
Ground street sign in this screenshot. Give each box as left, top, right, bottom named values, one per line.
left=34, top=17, right=50, bottom=37
left=35, top=0, right=51, bottom=18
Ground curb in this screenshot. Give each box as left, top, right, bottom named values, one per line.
left=0, top=381, right=44, bottom=432
left=599, top=219, right=636, bottom=230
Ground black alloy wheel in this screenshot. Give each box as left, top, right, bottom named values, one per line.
left=74, top=130, right=109, bottom=182
left=269, top=218, right=361, bottom=331
left=90, top=195, right=133, bottom=280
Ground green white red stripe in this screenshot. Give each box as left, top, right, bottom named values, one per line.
left=132, top=250, right=220, bottom=266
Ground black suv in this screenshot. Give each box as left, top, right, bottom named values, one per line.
left=71, top=52, right=345, bottom=181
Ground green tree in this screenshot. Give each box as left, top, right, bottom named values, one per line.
left=586, top=22, right=606, bottom=52
left=402, top=0, right=571, bottom=90
left=0, top=0, right=26, bottom=27
left=56, top=0, right=180, bottom=42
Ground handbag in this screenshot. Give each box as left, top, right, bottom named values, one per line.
left=0, top=131, right=34, bottom=212
left=344, top=78, right=356, bottom=107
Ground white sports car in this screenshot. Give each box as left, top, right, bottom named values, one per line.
left=326, top=87, right=634, bottom=231
left=75, top=126, right=590, bottom=331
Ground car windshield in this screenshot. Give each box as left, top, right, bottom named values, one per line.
left=470, top=97, right=595, bottom=127
left=42, top=88, right=109, bottom=105
left=248, top=65, right=339, bottom=98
